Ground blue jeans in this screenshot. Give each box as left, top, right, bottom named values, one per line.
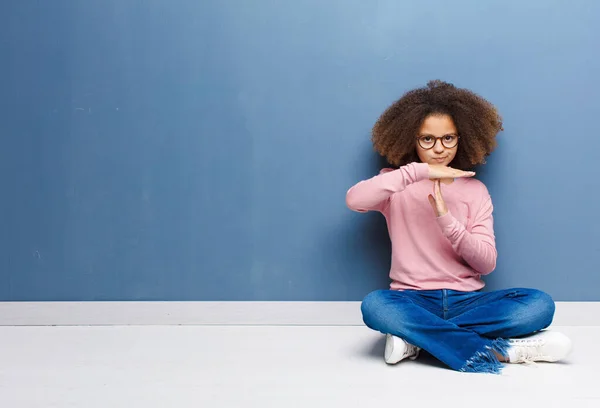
left=361, top=288, right=555, bottom=373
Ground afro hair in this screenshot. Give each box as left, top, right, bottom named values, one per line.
left=371, top=80, right=503, bottom=170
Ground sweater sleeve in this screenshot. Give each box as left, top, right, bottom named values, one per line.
left=346, top=162, right=430, bottom=213
left=436, top=196, right=497, bottom=275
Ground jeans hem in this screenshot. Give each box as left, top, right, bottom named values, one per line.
left=459, top=338, right=510, bottom=374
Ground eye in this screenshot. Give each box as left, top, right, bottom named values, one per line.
left=444, top=135, right=456, bottom=142
left=421, top=136, right=433, bottom=142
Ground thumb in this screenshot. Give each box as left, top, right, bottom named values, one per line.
left=428, top=194, right=437, bottom=214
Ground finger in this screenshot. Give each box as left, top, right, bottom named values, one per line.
left=455, top=169, right=476, bottom=178
left=435, top=181, right=446, bottom=214
left=428, top=194, right=437, bottom=214
left=435, top=179, right=443, bottom=201
left=434, top=180, right=449, bottom=216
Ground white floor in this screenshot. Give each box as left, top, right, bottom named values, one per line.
left=0, top=325, right=597, bottom=407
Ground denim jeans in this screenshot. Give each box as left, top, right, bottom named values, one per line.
left=361, top=288, right=555, bottom=373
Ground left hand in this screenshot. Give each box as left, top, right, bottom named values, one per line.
left=428, top=179, right=448, bottom=217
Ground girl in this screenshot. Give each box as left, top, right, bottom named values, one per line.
left=345, top=80, right=572, bottom=374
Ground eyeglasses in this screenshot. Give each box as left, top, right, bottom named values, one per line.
left=417, top=134, right=459, bottom=150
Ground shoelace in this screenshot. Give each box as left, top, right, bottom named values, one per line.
left=510, top=338, right=546, bottom=365
left=403, top=344, right=420, bottom=359
left=513, top=349, right=539, bottom=366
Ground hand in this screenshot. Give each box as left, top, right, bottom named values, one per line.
left=428, top=164, right=475, bottom=180
left=428, top=179, right=448, bottom=217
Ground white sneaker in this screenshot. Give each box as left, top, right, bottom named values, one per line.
left=507, top=331, right=572, bottom=364
left=384, top=334, right=420, bottom=365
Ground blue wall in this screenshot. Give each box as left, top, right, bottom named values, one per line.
left=1, top=0, right=598, bottom=301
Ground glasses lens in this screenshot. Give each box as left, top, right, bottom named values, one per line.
left=442, top=135, right=458, bottom=148
left=418, top=137, right=434, bottom=149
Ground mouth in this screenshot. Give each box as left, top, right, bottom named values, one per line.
left=432, top=157, right=447, bottom=163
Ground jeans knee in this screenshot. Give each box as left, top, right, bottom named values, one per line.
left=360, top=290, right=387, bottom=329
left=512, top=289, right=555, bottom=332
left=360, top=289, right=411, bottom=334
left=533, top=291, right=556, bottom=328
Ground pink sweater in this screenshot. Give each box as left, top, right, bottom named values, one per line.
left=346, top=162, right=497, bottom=292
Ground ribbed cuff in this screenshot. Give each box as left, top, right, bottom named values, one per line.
left=436, top=211, right=456, bottom=229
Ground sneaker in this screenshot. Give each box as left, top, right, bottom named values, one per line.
left=507, top=331, right=572, bottom=364
left=384, top=334, right=420, bottom=365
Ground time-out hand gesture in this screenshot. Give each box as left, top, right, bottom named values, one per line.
left=428, top=179, right=448, bottom=217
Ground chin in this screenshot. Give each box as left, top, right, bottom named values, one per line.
left=429, top=159, right=451, bottom=166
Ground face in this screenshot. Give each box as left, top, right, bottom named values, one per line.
left=416, top=114, right=459, bottom=167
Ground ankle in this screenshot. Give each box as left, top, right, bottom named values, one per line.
left=493, top=350, right=509, bottom=363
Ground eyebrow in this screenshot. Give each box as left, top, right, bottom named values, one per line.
left=418, top=133, right=458, bottom=137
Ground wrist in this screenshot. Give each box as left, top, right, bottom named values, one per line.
left=436, top=211, right=454, bottom=227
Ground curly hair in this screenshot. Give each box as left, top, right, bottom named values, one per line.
left=371, top=80, right=503, bottom=170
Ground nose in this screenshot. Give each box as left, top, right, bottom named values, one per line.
left=433, top=139, right=445, bottom=153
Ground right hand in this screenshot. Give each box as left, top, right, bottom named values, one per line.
left=428, top=164, right=475, bottom=179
